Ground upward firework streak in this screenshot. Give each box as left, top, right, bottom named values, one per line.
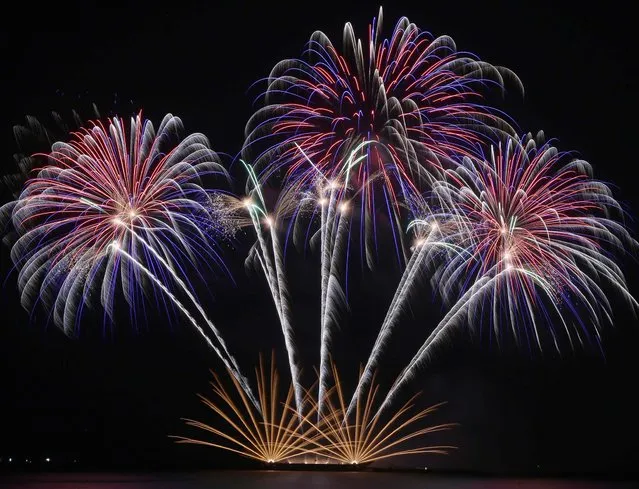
left=346, top=212, right=454, bottom=417
left=312, top=145, right=372, bottom=418
left=108, top=240, right=255, bottom=402
left=376, top=133, right=638, bottom=415
left=242, top=162, right=305, bottom=415
left=243, top=144, right=372, bottom=419
left=285, top=143, right=375, bottom=418
left=4, top=113, right=258, bottom=408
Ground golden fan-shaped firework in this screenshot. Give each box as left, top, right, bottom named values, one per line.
left=305, top=364, right=456, bottom=465
left=172, top=352, right=320, bottom=463
left=174, top=356, right=455, bottom=466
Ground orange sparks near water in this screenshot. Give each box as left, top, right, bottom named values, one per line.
left=174, top=357, right=455, bottom=466
left=305, top=365, right=456, bottom=465
left=172, top=352, right=320, bottom=463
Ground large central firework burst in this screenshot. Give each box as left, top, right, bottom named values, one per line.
left=244, top=7, right=520, bottom=265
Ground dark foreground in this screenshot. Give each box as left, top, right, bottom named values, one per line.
left=1, top=471, right=637, bottom=488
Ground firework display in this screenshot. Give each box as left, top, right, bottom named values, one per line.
left=308, top=364, right=455, bottom=465
left=1, top=7, right=636, bottom=469
left=373, top=133, right=638, bottom=415
left=1, top=113, right=258, bottom=407
left=173, top=352, right=322, bottom=463
left=243, top=6, right=521, bottom=268
left=175, top=356, right=454, bottom=465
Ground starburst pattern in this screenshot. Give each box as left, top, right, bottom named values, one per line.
left=175, top=356, right=455, bottom=466
left=173, top=352, right=320, bottom=463
left=6, top=112, right=232, bottom=332
left=244, top=7, right=520, bottom=266
left=308, top=364, right=455, bottom=465
left=376, top=133, right=638, bottom=414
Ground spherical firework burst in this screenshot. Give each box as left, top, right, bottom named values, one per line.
left=6, top=113, right=236, bottom=335
left=244, top=7, right=520, bottom=265
left=375, top=132, right=639, bottom=412
left=424, top=132, right=637, bottom=349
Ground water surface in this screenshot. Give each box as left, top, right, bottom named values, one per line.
left=2, top=471, right=635, bottom=488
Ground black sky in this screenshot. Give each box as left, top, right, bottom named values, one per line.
left=1, top=0, right=638, bottom=476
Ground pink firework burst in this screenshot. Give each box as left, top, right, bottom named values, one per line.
left=244, top=7, right=520, bottom=265
left=415, top=132, right=637, bottom=351
left=5, top=112, right=235, bottom=334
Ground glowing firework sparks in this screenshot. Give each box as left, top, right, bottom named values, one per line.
left=242, top=162, right=305, bottom=416
left=244, top=7, right=521, bottom=266
left=4, top=112, right=258, bottom=407
left=1, top=109, right=101, bottom=237
left=268, top=144, right=371, bottom=418
left=173, top=352, right=321, bottom=463
left=346, top=204, right=450, bottom=418
left=378, top=133, right=638, bottom=413
left=174, top=356, right=454, bottom=466
left=307, top=364, right=455, bottom=465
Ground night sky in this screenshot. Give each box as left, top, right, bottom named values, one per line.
left=1, top=0, right=638, bottom=476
